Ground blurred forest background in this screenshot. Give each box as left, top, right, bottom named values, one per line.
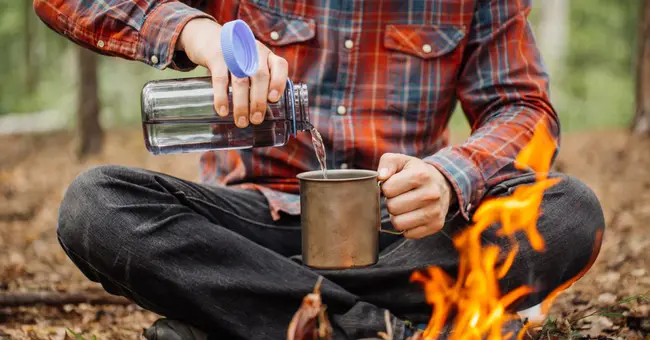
left=1, top=1, right=650, bottom=339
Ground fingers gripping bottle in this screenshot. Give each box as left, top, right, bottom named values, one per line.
left=141, top=20, right=311, bottom=155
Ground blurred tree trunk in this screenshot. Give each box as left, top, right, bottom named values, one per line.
left=76, top=47, right=103, bottom=158
left=634, top=0, right=650, bottom=135
left=537, top=0, right=569, bottom=76
left=24, top=0, right=36, bottom=93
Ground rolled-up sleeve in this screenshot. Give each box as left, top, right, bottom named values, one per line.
left=424, top=0, right=560, bottom=221
left=33, top=0, right=215, bottom=71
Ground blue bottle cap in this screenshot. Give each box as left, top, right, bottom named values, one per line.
left=220, top=20, right=259, bottom=78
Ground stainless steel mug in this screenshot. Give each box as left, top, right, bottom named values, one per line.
left=296, top=169, right=381, bottom=269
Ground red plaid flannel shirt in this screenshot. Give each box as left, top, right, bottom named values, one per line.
left=34, top=0, right=559, bottom=221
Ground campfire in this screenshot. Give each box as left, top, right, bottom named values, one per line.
left=408, top=121, right=560, bottom=340
left=288, top=121, right=600, bottom=340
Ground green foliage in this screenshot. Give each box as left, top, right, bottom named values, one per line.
left=550, top=0, right=641, bottom=131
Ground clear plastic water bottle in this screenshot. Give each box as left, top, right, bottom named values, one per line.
left=141, top=77, right=310, bottom=155
left=140, top=20, right=311, bottom=155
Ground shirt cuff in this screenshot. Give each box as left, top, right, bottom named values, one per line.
left=138, top=2, right=216, bottom=71
left=424, top=148, right=487, bottom=222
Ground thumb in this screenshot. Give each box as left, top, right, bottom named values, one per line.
left=377, top=153, right=410, bottom=180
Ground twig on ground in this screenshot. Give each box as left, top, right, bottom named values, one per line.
left=0, top=291, right=132, bottom=307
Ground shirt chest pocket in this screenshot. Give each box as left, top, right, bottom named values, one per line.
left=383, top=24, right=467, bottom=119
left=238, top=0, right=318, bottom=82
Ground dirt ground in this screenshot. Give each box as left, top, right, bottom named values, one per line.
left=0, top=128, right=648, bottom=340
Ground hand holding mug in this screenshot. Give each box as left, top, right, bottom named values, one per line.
left=378, top=153, right=456, bottom=239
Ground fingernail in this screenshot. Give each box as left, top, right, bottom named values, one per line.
left=237, top=116, right=248, bottom=127
left=219, top=106, right=228, bottom=116
left=252, top=112, right=263, bottom=124
left=269, top=90, right=279, bottom=101
left=379, top=168, right=389, bottom=179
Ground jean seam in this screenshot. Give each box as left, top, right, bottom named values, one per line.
left=177, top=191, right=301, bottom=231
left=489, top=172, right=566, bottom=196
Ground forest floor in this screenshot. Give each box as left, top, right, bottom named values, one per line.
left=0, top=128, right=648, bottom=340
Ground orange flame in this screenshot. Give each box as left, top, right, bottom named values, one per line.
left=410, top=122, right=580, bottom=339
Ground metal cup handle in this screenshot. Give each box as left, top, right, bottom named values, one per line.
left=377, top=181, right=405, bottom=235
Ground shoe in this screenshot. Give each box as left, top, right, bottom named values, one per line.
left=143, top=318, right=209, bottom=340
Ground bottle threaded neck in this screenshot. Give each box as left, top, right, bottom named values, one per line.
left=293, top=83, right=311, bottom=131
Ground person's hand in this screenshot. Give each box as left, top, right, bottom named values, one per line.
left=377, top=153, right=456, bottom=239
left=176, top=18, right=289, bottom=128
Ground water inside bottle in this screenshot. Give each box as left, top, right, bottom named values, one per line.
left=309, top=126, right=328, bottom=179
left=143, top=119, right=292, bottom=154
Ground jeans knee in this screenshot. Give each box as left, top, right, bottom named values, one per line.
left=556, top=174, right=605, bottom=237
left=503, top=174, right=605, bottom=309
left=57, top=165, right=127, bottom=253
left=547, top=174, right=605, bottom=278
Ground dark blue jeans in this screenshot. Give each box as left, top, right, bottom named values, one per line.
left=56, top=165, right=604, bottom=340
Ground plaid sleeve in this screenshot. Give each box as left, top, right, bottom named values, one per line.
left=33, top=0, right=215, bottom=71
left=424, top=0, right=560, bottom=221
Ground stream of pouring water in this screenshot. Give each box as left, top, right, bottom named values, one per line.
left=309, top=127, right=328, bottom=179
